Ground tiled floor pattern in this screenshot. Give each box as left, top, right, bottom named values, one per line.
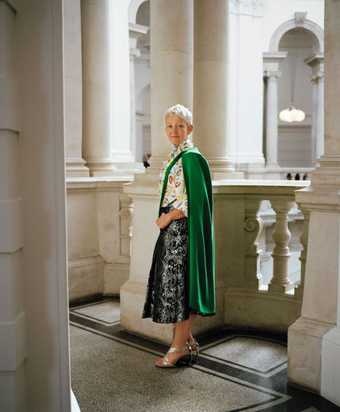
left=69, top=297, right=340, bottom=412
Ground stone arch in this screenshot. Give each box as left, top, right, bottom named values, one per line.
left=128, top=0, right=148, bottom=24
left=269, top=18, right=324, bottom=53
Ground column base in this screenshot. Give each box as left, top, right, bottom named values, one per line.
left=148, top=155, right=166, bottom=175
left=288, top=316, right=334, bottom=393
left=86, top=159, right=118, bottom=177
left=209, top=158, right=244, bottom=180
left=113, top=161, right=145, bottom=175
left=322, top=327, right=340, bottom=406
left=86, top=160, right=139, bottom=177
left=66, top=158, right=90, bottom=177
left=212, top=170, right=245, bottom=180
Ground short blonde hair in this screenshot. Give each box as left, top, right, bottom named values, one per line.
left=164, top=104, right=193, bottom=126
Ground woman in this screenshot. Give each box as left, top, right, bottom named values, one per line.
left=142, top=104, right=216, bottom=368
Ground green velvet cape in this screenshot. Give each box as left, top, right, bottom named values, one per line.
left=159, top=147, right=216, bottom=316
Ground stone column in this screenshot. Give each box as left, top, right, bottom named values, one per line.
left=64, top=0, right=89, bottom=177
left=81, top=0, right=116, bottom=176
left=288, top=1, right=340, bottom=400
left=149, top=0, right=193, bottom=172
left=263, top=52, right=287, bottom=173
left=193, top=0, right=236, bottom=179
left=110, top=1, right=137, bottom=172
left=129, top=23, right=148, bottom=167
left=0, top=2, right=26, bottom=409
left=306, top=54, right=324, bottom=162
left=265, top=71, right=280, bottom=167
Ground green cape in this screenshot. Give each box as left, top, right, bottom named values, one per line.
left=159, top=147, right=216, bottom=316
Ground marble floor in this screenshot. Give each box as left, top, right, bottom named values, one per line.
left=69, top=297, right=340, bottom=412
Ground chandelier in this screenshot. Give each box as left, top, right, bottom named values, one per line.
left=279, top=54, right=305, bottom=123
left=279, top=105, right=305, bottom=122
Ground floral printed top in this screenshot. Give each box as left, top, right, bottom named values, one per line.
left=160, top=138, right=194, bottom=217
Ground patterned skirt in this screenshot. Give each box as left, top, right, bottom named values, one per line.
left=142, top=206, right=191, bottom=323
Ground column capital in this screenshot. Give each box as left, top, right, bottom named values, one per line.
left=263, top=51, right=288, bottom=72
left=305, top=53, right=324, bottom=67
left=263, top=51, right=287, bottom=81
left=263, top=70, right=281, bottom=80
left=305, top=53, right=324, bottom=82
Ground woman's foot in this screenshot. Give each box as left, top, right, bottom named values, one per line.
left=155, top=344, right=192, bottom=368
left=186, top=336, right=199, bottom=363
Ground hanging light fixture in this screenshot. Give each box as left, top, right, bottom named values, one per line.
left=279, top=105, right=306, bottom=122
left=279, top=53, right=305, bottom=123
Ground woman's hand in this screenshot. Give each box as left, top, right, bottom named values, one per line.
left=155, top=209, right=186, bottom=229
left=155, top=213, right=172, bottom=229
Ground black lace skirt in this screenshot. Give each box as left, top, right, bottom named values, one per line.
left=142, top=206, right=191, bottom=323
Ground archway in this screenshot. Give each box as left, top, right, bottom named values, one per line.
left=263, top=16, right=324, bottom=171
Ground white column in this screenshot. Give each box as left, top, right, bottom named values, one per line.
left=263, top=52, right=287, bottom=173
left=0, top=2, right=26, bottom=410
left=17, top=0, right=71, bottom=409
left=227, top=2, right=265, bottom=174
left=193, top=0, right=237, bottom=179
left=306, top=54, right=324, bottom=162
left=316, top=71, right=325, bottom=160
left=129, top=23, right=148, bottom=168
left=64, top=0, right=89, bottom=177
left=110, top=1, right=136, bottom=172
left=264, top=71, right=280, bottom=168
left=81, top=0, right=116, bottom=176
left=288, top=1, right=340, bottom=401
left=149, top=0, right=193, bottom=171
left=320, top=2, right=340, bottom=406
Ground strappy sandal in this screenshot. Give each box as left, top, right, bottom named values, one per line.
left=155, top=345, right=192, bottom=368
left=186, top=337, right=200, bottom=363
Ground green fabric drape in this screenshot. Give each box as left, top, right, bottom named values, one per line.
left=159, top=147, right=216, bottom=316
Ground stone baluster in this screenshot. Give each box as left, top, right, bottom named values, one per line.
left=244, top=198, right=263, bottom=290
left=269, top=199, right=295, bottom=293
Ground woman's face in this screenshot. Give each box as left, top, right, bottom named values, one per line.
left=165, top=114, right=193, bottom=146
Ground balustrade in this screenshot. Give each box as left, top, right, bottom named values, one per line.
left=214, top=180, right=309, bottom=332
